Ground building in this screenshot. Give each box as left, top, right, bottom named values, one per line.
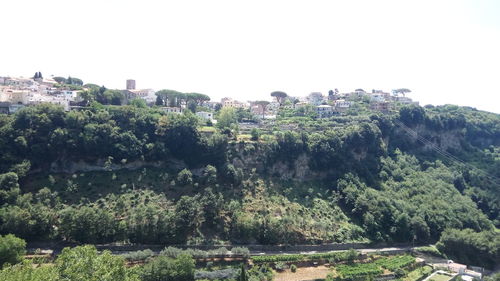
left=267, top=101, right=280, bottom=114
left=126, top=79, right=136, bottom=90
left=0, top=102, right=10, bottom=114
left=294, top=101, right=309, bottom=109
left=448, top=262, right=467, bottom=274
left=129, top=89, right=156, bottom=104
left=27, top=93, right=70, bottom=111
left=370, top=102, right=391, bottom=112
left=316, top=105, right=334, bottom=118
left=161, top=107, right=183, bottom=114
left=0, top=102, right=25, bottom=114
left=335, top=99, right=351, bottom=109
left=394, top=96, right=418, bottom=105
left=204, top=101, right=222, bottom=110
left=370, top=93, right=388, bottom=103
left=122, top=80, right=156, bottom=104
left=3, top=89, right=30, bottom=104
left=196, top=111, right=214, bottom=120
left=221, top=97, right=246, bottom=108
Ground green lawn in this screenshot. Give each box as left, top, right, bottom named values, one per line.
left=429, top=273, right=452, bottom=281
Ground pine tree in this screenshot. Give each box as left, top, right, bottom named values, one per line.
left=38, top=72, right=43, bottom=79
left=34, top=72, right=39, bottom=79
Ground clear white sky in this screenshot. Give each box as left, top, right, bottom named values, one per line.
left=1, top=0, right=499, bottom=113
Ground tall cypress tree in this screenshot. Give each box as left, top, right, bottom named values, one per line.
left=239, top=264, right=248, bottom=281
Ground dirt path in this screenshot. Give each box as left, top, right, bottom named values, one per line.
left=275, top=266, right=331, bottom=281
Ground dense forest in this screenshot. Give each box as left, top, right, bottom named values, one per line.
left=0, top=103, right=498, bottom=263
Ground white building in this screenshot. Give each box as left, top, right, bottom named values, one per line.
left=370, top=93, right=387, bottom=103
left=161, top=107, right=183, bottom=114
left=129, top=89, right=156, bottom=104
left=28, top=93, right=70, bottom=111
left=334, top=99, right=351, bottom=112
left=196, top=111, right=214, bottom=120
left=316, top=105, right=334, bottom=118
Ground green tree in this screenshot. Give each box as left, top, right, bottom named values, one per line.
left=141, top=254, right=194, bottom=281
left=53, top=76, right=67, bottom=84
left=239, top=263, right=248, bottom=281
left=129, top=98, right=147, bottom=108
left=270, top=91, right=288, bottom=106
left=253, top=100, right=270, bottom=118
left=216, top=107, right=238, bottom=132
left=0, top=234, right=26, bottom=267
left=177, top=169, right=193, bottom=186
left=202, top=165, right=217, bottom=184
left=56, top=245, right=134, bottom=281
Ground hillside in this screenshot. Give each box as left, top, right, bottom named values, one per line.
left=0, top=104, right=499, bottom=248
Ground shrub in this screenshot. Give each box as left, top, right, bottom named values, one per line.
left=274, top=261, right=287, bottom=271
left=231, top=247, right=250, bottom=257
left=0, top=234, right=26, bottom=266
left=122, top=249, right=154, bottom=261
left=194, top=268, right=239, bottom=280
left=250, top=128, right=261, bottom=141
left=291, top=264, right=297, bottom=273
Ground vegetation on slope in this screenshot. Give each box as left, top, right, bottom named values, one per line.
left=0, top=103, right=498, bottom=255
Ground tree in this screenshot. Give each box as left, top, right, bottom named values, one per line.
left=186, top=92, right=210, bottom=106
left=393, top=88, right=411, bottom=97
left=202, top=165, right=217, bottom=185
left=56, top=245, right=133, bottom=281
left=140, top=254, right=195, bottom=281
left=0, top=234, right=26, bottom=267
left=436, top=228, right=499, bottom=269
left=156, top=89, right=185, bottom=107
left=253, top=100, right=270, bottom=118
left=53, top=76, right=67, bottom=84
left=174, top=196, right=203, bottom=242
left=216, top=107, right=238, bottom=134
left=177, top=169, right=193, bottom=186
left=239, top=263, right=248, bottom=281
left=155, top=94, right=164, bottom=106
left=270, top=91, right=288, bottom=106
left=129, top=98, right=147, bottom=108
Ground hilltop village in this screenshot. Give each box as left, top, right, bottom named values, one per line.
left=0, top=73, right=417, bottom=119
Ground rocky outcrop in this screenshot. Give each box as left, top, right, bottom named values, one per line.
left=49, top=158, right=184, bottom=174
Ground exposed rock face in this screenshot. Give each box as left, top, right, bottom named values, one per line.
left=49, top=158, right=182, bottom=174
left=394, top=125, right=465, bottom=151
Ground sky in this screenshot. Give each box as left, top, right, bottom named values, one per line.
left=1, top=0, right=499, bottom=113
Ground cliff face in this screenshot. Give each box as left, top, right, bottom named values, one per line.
left=48, top=158, right=177, bottom=174
left=393, top=125, right=465, bottom=152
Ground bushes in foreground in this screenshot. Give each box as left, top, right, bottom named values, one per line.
left=252, top=249, right=360, bottom=263
left=0, top=245, right=138, bottom=281
left=0, top=234, right=26, bottom=267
